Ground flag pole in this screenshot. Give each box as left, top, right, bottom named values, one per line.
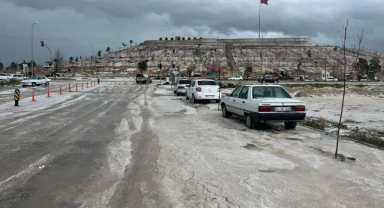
left=259, top=1, right=261, bottom=39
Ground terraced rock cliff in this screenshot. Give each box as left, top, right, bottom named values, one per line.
left=67, top=38, right=383, bottom=79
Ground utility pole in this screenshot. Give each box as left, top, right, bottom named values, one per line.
left=31, top=22, right=37, bottom=76
left=88, top=41, right=95, bottom=77
left=158, top=63, right=162, bottom=85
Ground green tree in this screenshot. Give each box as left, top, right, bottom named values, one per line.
left=97, top=50, right=101, bottom=58
left=69, top=56, right=74, bottom=62
left=10, top=62, right=18, bottom=70
left=75, top=56, right=78, bottom=62
left=0, top=62, right=3, bottom=71
left=356, top=57, right=369, bottom=73
left=368, top=56, right=381, bottom=73
left=137, top=59, right=149, bottom=72
left=106, top=47, right=111, bottom=53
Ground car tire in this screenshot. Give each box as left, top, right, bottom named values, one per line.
left=32, top=82, right=36, bottom=87
left=216, top=99, right=220, bottom=103
left=136, top=81, right=139, bottom=84
left=284, top=122, right=297, bottom=129
left=221, top=104, right=232, bottom=118
left=192, top=94, right=198, bottom=104
left=185, top=94, right=189, bottom=100
left=176, top=92, right=180, bottom=96
left=245, top=114, right=256, bottom=129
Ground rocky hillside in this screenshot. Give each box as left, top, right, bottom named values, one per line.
left=67, top=38, right=383, bottom=79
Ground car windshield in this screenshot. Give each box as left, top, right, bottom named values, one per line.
left=28, top=76, right=38, bottom=79
left=178, top=80, right=191, bottom=84
left=252, top=86, right=292, bottom=99
left=136, top=74, right=144, bottom=77
left=197, top=81, right=217, bottom=85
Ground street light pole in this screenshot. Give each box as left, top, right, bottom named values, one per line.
left=31, top=22, right=37, bottom=76
left=88, top=41, right=95, bottom=75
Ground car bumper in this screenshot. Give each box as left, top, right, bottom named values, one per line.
left=195, top=92, right=221, bottom=100
left=176, top=89, right=187, bottom=94
left=250, top=112, right=306, bottom=122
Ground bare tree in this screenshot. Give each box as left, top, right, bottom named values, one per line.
left=335, top=19, right=364, bottom=158
left=53, top=48, right=65, bottom=79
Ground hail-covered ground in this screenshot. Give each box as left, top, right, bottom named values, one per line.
left=0, top=79, right=383, bottom=208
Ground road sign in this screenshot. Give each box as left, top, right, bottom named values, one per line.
left=23, top=64, right=29, bottom=72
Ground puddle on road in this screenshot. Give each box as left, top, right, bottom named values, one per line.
left=242, top=143, right=263, bottom=151
left=285, top=137, right=304, bottom=141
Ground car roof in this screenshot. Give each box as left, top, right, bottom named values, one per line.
left=192, top=79, right=217, bottom=81
left=241, top=84, right=283, bottom=87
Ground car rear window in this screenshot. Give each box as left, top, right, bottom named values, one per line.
left=197, top=81, right=217, bottom=85
left=136, top=74, right=144, bottom=77
left=252, top=86, right=292, bottom=99
left=178, top=80, right=191, bottom=84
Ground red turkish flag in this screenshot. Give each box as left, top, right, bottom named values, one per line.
left=261, top=0, right=268, bottom=5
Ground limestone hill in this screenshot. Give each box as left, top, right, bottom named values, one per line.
left=67, top=38, right=383, bottom=79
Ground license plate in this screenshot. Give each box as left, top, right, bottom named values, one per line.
left=206, top=95, right=214, bottom=98
left=275, top=107, right=291, bottom=112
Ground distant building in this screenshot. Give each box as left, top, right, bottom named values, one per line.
left=44, top=61, right=55, bottom=68
left=159, top=36, right=203, bottom=41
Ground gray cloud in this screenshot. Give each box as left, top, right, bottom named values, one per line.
left=0, top=0, right=383, bottom=67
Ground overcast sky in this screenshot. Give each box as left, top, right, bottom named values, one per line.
left=0, top=0, right=383, bottom=67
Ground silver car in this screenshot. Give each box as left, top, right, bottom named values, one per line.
left=174, top=79, right=191, bottom=95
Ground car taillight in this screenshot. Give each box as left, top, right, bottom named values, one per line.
left=259, top=106, right=271, bottom=112
left=196, top=87, right=201, bottom=92
left=178, top=86, right=184, bottom=89
left=295, top=106, right=305, bottom=111
left=218, top=88, right=221, bottom=92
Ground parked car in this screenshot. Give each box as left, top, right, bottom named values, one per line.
left=21, top=75, right=51, bottom=87
left=220, top=84, right=306, bottom=129
left=174, top=79, right=191, bottom=95
left=11, top=74, right=25, bottom=81
left=0, top=73, right=9, bottom=81
left=136, top=73, right=152, bottom=84
left=228, top=76, right=243, bottom=80
left=258, top=76, right=279, bottom=83
left=186, top=79, right=221, bottom=103
left=325, top=76, right=338, bottom=81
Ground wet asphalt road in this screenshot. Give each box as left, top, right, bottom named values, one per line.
left=0, top=82, right=166, bottom=208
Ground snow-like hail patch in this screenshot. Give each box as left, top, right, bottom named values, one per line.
left=0, top=154, right=56, bottom=193
left=78, top=103, right=141, bottom=208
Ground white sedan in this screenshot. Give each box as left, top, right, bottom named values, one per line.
left=21, top=75, right=51, bottom=87
left=186, top=79, right=221, bottom=103
left=228, top=76, right=243, bottom=80
left=220, top=84, right=306, bottom=129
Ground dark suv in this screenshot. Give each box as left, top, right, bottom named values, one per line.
left=136, top=74, right=152, bottom=84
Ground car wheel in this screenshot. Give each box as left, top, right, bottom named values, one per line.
left=284, top=122, right=297, bottom=130
left=245, top=114, right=256, bottom=129
left=274, top=80, right=277, bottom=83
left=192, top=94, right=198, bottom=104
left=47, top=82, right=50, bottom=85
left=221, top=104, right=232, bottom=118
left=216, top=99, right=220, bottom=103
left=185, top=94, right=189, bottom=100
left=176, top=92, right=180, bottom=96
left=32, top=82, right=36, bottom=87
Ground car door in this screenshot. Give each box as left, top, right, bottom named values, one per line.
left=236, top=86, right=249, bottom=116
left=226, top=86, right=242, bottom=113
